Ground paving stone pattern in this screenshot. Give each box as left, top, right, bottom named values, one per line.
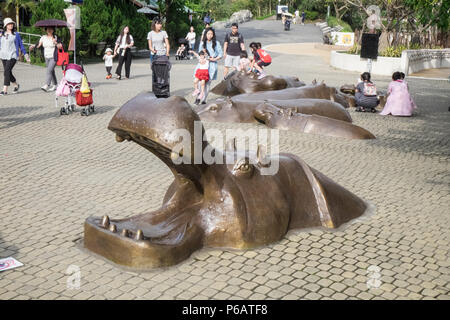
left=0, top=21, right=449, bottom=300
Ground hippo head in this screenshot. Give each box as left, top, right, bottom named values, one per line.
left=84, top=94, right=368, bottom=269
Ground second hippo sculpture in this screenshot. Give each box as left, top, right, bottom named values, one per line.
left=84, top=94, right=368, bottom=269
left=211, top=71, right=306, bottom=96
left=196, top=97, right=352, bottom=123
left=254, top=103, right=375, bottom=140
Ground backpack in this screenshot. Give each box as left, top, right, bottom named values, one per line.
left=363, top=82, right=377, bottom=96
left=257, top=49, right=272, bottom=63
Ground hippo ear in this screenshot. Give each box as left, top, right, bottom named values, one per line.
left=257, top=144, right=271, bottom=168
left=312, top=79, right=317, bottom=85
left=287, top=108, right=295, bottom=117
left=226, top=137, right=237, bottom=151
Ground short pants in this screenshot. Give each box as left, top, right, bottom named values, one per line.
left=224, top=55, right=240, bottom=69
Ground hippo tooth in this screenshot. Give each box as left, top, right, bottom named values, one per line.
left=101, top=215, right=110, bottom=228
left=109, top=224, right=117, bottom=233
left=121, top=229, right=129, bottom=237
left=170, top=151, right=180, bottom=161
left=135, top=229, right=144, bottom=240
left=115, top=134, right=125, bottom=143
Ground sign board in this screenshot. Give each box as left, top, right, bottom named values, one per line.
left=277, top=5, right=288, bottom=14
left=361, top=33, right=379, bottom=59
left=0, top=257, right=23, bottom=272
left=331, top=32, right=355, bottom=46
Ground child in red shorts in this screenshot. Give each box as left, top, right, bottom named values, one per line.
left=190, top=50, right=210, bottom=100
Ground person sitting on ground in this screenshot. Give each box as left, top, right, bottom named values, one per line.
left=380, top=71, right=417, bottom=117
left=249, top=42, right=272, bottom=79
left=355, top=72, right=379, bottom=113
left=190, top=50, right=210, bottom=101
left=238, top=51, right=250, bottom=72
left=175, top=43, right=186, bottom=60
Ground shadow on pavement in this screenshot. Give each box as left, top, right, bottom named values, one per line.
left=0, top=231, right=19, bottom=259
left=0, top=106, right=42, bottom=117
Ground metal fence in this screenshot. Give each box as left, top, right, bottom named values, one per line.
left=19, top=31, right=42, bottom=46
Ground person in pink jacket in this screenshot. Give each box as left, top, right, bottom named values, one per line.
left=380, top=72, right=417, bottom=116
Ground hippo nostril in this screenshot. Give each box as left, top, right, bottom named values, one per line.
left=121, top=229, right=129, bottom=237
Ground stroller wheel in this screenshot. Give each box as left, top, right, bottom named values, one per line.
left=70, top=105, right=75, bottom=112
left=89, top=105, right=95, bottom=113
left=84, top=107, right=90, bottom=116
left=60, top=107, right=65, bottom=115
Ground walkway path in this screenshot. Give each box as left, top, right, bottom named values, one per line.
left=0, top=20, right=449, bottom=300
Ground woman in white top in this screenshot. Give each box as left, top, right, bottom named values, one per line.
left=30, top=26, right=62, bottom=92
left=147, top=19, right=170, bottom=64
left=185, top=26, right=196, bottom=52
left=113, top=26, right=134, bottom=80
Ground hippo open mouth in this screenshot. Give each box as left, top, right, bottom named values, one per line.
left=84, top=93, right=367, bottom=269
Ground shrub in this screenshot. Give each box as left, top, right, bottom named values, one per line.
left=305, top=11, right=319, bottom=21
left=327, top=16, right=353, bottom=32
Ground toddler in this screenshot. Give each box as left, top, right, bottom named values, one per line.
left=190, top=51, right=209, bottom=101
left=238, top=51, right=250, bottom=72
left=103, top=48, right=115, bottom=79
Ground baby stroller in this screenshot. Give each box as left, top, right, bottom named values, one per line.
left=56, top=63, right=95, bottom=116
left=152, top=55, right=171, bottom=98
left=175, top=38, right=190, bottom=60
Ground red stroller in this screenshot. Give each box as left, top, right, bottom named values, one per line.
left=55, top=63, right=95, bottom=116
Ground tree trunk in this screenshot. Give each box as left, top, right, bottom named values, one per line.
left=16, top=6, right=20, bottom=32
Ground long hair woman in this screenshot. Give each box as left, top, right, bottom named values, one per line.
left=114, top=26, right=134, bottom=80
left=195, top=27, right=223, bottom=104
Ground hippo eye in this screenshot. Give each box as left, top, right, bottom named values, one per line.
left=232, top=158, right=254, bottom=178
left=209, top=104, right=219, bottom=112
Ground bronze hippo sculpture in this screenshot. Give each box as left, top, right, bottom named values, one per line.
left=211, top=71, right=306, bottom=96
left=196, top=97, right=353, bottom=123
left=254, top=103, right=376, bottom=140
left=84, top=94, right=368, bottom=269
left=232, top=83, right=355, bottom=109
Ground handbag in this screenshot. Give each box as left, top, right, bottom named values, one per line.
left=76, top=89, right=93, bottom=106
left=56, top=78, right=70, bottom=97
left=57, top=46, right=69, bottom=66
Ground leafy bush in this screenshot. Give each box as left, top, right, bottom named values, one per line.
left=305, top=11, right=319, bottom=21
left=327, top=16, right=353, bottom=32
left=379, top=45, right=407, bottom=57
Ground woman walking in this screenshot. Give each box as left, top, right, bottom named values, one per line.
left=147, top=19, right=170, bottom=63
left=195, top=27, right=223, bottom=104
left=114, top=26, right=134, bottom=80
left=185, top=26, right=196, bottom=58
left=30, top=26, right=63, bottom=92
left=0, top=18, right=30, bottom=96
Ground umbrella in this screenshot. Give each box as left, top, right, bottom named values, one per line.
left=34, top=19, right=68, bottom=28
left=137, top=7, right=159, bottom=15
left=283, top=12, right=294, bottom=17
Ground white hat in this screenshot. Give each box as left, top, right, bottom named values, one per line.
left=3, top=18, right=16, bottom=27
left=105, top=48, right=113, bottom=53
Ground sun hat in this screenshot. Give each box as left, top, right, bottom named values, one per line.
left=3, top=18, right=16, bottom=27
left=105, top=48, right=113, bottom=53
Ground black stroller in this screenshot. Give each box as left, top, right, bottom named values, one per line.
left=284, top=19, right=291, bottom=31
left=151, top=55, right=171, bottom=98
left=175, top=38, right=190, bottom=60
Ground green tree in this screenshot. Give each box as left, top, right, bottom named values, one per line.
left=5, top=0, right=35, bottom=31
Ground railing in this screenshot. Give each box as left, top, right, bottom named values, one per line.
left=19, top=31, right=42, bottom=46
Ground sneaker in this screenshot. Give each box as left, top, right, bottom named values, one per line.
left=13, top=84, right=20, bottom=94
left=0, top=91, right=7, bottom=96
left=116, top=75, right=121, bottom=80
left=192, top=89, right=200, bottom=97
left=198, top=91, right=205, bottom=101
left=41, top=84, right=49, bottom=92
left=47, top=85, right=56, bottom=92
left=194, top=98, right=200, bottom=105
left=257, top=73, right=266, bottom=80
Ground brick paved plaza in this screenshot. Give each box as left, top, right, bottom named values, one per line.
left=0, top=21, right=449, bottom=300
